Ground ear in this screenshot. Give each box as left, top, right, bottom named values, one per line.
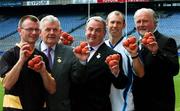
left=39, top=29, right=41, bottom=34
left=59, top=29, right=62, bottom=36
left=17, top=27, right=21, bottom=33
left=39, top=31, right=43, bottom=39
left=123, top=22, right=126, bottom=29
left=106, top=21, right=108, bottom=26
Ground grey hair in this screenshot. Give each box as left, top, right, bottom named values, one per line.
left=134, top=8, right=159, bottom=25
left=40, top=15, right=61, bottom=29
left=86, top=16, right=106, bottom=33
left=106, top=10, right=125, bottom=23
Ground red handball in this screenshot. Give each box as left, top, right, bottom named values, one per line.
left=109, top=60, right=118, bottom=67
left=105, top=56, right=112, bottom=64
left=146, top=38, right=154, bottom=44
left=128, top=36, right=136, bottom=44
left=61, top=32, right=69, bottom=39
left=60, top=31, right=74, bottom=45
left=111, top=54, right=120, bottom=61
left=34, top=63, right=42, bottom=71
left=141, top=38, right=147, bottom=45
left=129, top=44, right=137, bottom=50
left=105, top=54, right=120, bottom=68
left=123, top=40, right=130, bottom=47
left=67, top=35, right=74, bottom=41
left=74, top=41, right=89, bottom=54
left=123, top=36, right=137, bottom=50
left=81, top=47, right=89, bottom=54
left=144, top=32, right=153, bottom=39
left=28, top=60, right=34, bottom=67
left=141, top=32, right=155, bottom=45
left=32, top=56, right=42, bottom=64
left=63, top=40, right=69, bottom=45
left=80, top=41, right=88, bottom=48
left=74, top=46, right=82, bottom=53
left=25, top=46, right=33, bottom=57
left=28, top=55, right=43, bottom=71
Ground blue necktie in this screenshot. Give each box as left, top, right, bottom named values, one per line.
left=90, top=47, right=94, bottom=51
left=47, top=47, right=53, bottom=69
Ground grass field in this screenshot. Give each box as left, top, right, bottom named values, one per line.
left=175, top=57, right=180, bottom=111
left=0, top=84, right=3, bottom=111
left=175, top=73, right=180, bottom=111
left=0, top=59, right=179, bottom=111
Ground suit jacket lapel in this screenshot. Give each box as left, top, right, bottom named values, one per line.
left=53, top=44, right=64, bottom=69
left=88, top=43, right=106, bottom=65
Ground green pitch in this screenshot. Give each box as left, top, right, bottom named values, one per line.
left=175, top=74, right=180, bottom=111
left=175, top=57, right=180, bottom=111
left=0, top=83, right=3, bottom=111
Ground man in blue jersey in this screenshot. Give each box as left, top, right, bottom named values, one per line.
left=105, top=10, right=144, bottom=111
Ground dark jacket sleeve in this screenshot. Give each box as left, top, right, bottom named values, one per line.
left=155, top=37, right=179, bottom=76
left=70, top=58, right=88, bottom=84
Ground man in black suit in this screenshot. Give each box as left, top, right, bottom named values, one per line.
left=38, top=15, right=78, bottom=111
left=71, top=16, right=129, bottom=111
left=133, top=8, right=179, bottom=111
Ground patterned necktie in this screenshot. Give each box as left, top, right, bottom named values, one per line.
left=47, top=47, right=53, bottom=69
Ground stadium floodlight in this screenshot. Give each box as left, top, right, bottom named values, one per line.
left=88, top=0, right=91, bottom=19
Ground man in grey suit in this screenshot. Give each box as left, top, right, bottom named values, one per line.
left=38, top=15, right=77, bottom=111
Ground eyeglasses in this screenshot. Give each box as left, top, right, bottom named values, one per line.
left=45, top=28, right=59, bottom=32
left=21, top=27, right=40, bottom=33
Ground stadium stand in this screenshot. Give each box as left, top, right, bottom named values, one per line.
left=0, top=3, right=180, bottom=57
left=0, top=16, right=19, bottom=39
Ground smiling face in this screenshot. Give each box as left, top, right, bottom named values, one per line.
left=106, top=12, right=125, bottom=38
left=85, top=18, right=106, bottom=47
left=40, top=20, right=61, bottom=47
left=18, top=18, right=40, bottom=45
left=134, top=9, right=157, bottom=36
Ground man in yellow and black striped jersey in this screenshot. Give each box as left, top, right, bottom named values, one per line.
left=0, top=15, right=56, bottom=111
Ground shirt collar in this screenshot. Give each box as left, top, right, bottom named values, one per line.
left=41, top=41, right=56, bottom=51
left=89, top=41, right=104, bottom=51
